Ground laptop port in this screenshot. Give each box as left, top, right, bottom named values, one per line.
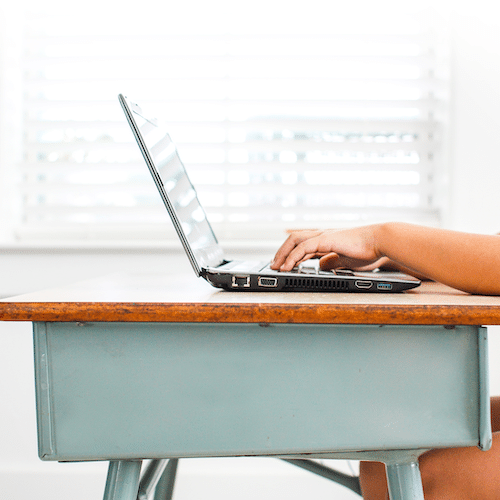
left=377, top=283, right=393, bottom=290
left=232, top=275, right=251, bottom=288
left=258, top=277, right=278, bottom=287
left=355, top=280, right=373, bottom=290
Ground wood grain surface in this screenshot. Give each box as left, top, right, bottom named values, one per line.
left=1, top=273, right=500, bottom=325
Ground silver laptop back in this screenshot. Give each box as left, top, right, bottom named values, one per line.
left=119, top=94, right=225, bottom=275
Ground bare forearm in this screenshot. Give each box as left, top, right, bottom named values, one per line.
left=377, top=258, right=431, bottom=281
left=375, top=223, right=500, bottom=295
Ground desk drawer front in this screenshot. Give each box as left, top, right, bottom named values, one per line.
left=33, top=322, right=489, bottom=461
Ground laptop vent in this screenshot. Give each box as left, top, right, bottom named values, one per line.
left=283, top=278, right=349, bottom=291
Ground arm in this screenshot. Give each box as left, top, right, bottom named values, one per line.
left=374, top=258, right=432, bottom=281
left=270, top=222, right=500, bottom=295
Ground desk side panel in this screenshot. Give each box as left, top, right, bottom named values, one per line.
left=34, top=322, right=485, bottom=461
left=33, top=322, right=56, bottom=458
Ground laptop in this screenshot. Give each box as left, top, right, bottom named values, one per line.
left=118, top=94, right=420, bottom=293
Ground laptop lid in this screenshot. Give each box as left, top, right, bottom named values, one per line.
left=119, top=94, right=225, bottom=276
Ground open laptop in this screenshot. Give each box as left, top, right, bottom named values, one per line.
left=119, top=94, right=420, bottom=293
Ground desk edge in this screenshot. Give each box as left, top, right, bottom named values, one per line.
left=1, top=301, right=499, bottom=325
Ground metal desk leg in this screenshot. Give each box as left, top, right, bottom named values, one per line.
left=386, top=461, right=424, bottom=500
left=138, top=460, right=169, bottom=500
left=103, top=460, right=142, bottom=500
left=281, top=459, right=361, bottom=495
left=154, top=459, right=179, bottom=500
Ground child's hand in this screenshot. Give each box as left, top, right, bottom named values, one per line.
left=270, top=226, right=383, bottom=272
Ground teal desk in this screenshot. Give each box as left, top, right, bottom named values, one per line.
left=1, top=273, right=498, bottom=500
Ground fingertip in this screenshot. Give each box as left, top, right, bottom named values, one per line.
left=319, top=252, right=339, bottom=270
left=270, top=258, right=286, bottom=271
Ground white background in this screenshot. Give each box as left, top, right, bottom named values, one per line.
left=1, top=2, right=500, bottom=499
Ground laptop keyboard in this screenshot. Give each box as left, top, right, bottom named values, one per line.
left=218, top=259, right=354, bottom=276
left=262, top=260, right=349, bottom=276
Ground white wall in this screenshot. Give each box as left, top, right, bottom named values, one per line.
left=448, top=2, right=500, bottom=233
left=3, top=6, right=500, bottom=499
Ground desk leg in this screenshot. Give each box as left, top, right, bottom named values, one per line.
left=386, top=461, right=424, bottom=500
left=138, top=460, right=168, bottom=500
left=154, top=459, right=179, bottom=500
left=103, top=460, right=142, bottom=500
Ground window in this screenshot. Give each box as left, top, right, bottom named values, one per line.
left=3, top=0, right=450, bottom=245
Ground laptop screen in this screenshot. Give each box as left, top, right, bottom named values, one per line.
left=119, top=95, right=225, bottom=275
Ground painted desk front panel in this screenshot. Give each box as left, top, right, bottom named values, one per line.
left=33, top=322, right=487, bottom=461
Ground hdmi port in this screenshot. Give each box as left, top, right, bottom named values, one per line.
left=355, top=280, right=373, bottom=290
left=258, top=277, right=278, bottom=288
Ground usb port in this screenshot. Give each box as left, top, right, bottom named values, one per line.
left=355, top=280, right=373, bottom=290
left=232, top=275, right=250, bottom=288
left=258, top=277, right=278, bottom=287
left=377, top=283, right=393, bottom=290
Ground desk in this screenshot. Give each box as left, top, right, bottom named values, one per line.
left=1, top=273, right=499, bottom=500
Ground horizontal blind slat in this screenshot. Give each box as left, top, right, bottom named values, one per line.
left=26, top=142, right=437, bottom=155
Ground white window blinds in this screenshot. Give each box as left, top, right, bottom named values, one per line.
left=15, top=1, right=449, bottom=244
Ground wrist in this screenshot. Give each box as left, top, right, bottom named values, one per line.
left=372, top=222, right=394, bottom=259
left=374, top=222, right=420, bottom=264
